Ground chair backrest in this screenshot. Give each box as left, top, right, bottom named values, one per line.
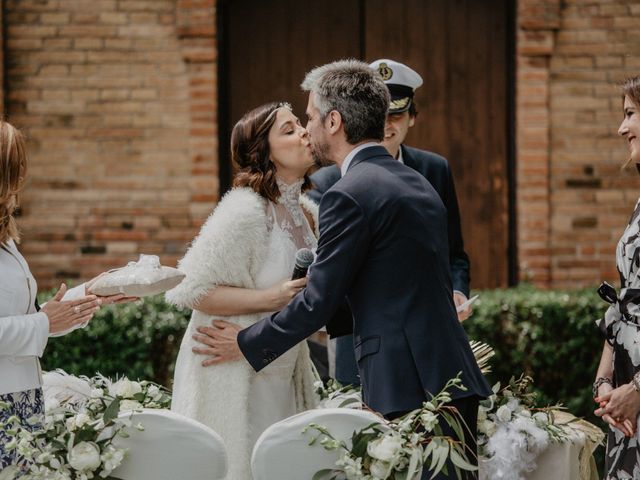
left=251, top=408, right=386, bottom=480
left=111, top=409, right=227, bottom=480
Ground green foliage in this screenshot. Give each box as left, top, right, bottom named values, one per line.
left=42, top=284, right=607, bottom=427
left=464, top=284, right=605, bottom=426
left=40, top=292, right=191, bottom=388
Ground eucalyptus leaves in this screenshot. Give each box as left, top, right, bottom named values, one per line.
left=0, top=372, right=171, bottom=480
left=305, top=375, right=477, bottom=480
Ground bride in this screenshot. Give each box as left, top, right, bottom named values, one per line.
left=166, top=102, right=319, bottom=479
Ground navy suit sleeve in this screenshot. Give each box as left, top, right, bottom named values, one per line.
left=308, top=166, right=340, bottom=204
left=237, top=189, right=369, bottom=372
left=442, top=163, right=470, bottom=297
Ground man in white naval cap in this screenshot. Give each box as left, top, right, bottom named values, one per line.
left=308, top=59, right=471, bottom=386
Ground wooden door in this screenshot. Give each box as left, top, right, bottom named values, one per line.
left=220, top=0, right=513, bottom=289
left=221, top=0, right=361, bottom=136
left=365, top=0, right=512, bottom=288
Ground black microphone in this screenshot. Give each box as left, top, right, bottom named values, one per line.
left=291, top=248, right=315, bottom=280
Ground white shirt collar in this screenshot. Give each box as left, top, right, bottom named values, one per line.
left=340, top=142, right=380, bottom=177
left=396, top=146, right=404, bottom=164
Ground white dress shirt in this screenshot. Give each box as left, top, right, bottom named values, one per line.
left=0, top=240, right=85, bottom=395
left=340, top=142, right=380, bottom=177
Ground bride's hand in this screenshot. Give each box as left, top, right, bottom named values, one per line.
left=263, top=277, right=307, bottom=311
left=192, top=320, right=243, bottom=367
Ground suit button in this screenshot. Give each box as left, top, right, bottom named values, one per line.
left=262, top=358, right=269, bottom=365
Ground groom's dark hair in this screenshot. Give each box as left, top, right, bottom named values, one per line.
left=301, top=59, right=390, bottom=145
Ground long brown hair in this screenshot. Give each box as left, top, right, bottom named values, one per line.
left=0, top=121, right=27, bottom=244
left=231, top=102, right=310, bottom=202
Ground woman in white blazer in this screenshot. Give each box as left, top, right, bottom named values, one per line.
left=0, top=121, right=129, bottom=470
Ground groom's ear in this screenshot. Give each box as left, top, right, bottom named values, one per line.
left=326, top=110, right=342, bottom=135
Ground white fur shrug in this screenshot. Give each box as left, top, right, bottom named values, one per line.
left=165, top=187, right=319, bottom=480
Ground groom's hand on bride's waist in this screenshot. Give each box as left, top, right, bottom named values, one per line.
left=192, top=319, right=243, bottom=367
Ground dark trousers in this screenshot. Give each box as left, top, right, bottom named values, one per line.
left=307, top=339, right=330, bottom=382
left=387, top=395, right=479, bottom=480
left=335, top=334, right=361, bottom=386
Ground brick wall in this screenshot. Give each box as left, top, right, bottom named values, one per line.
left=6, top=0, right=217, bottom=288
left=517, top=0, right=640, bottom=288
left=6, top=0, right=640, bottom=290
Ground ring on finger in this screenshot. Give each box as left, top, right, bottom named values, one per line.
left=74, top=306, right=81, bottom=314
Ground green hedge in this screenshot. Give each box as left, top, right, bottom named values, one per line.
left=42, top=285, right=607, bottom=425
left=40, top=294, right=191, bottom=388
left=463, top=285, right=605, bottom=426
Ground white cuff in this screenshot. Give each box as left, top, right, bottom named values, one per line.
left=453, top=291, right=467, bottom=300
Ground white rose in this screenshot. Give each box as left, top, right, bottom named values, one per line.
left=336, top=454, right=364, bottom=480
left=75, top=413, right=90, bottom=428
left=147, top=385, right=161, bottom=401
left=67, top=442, right=101, bottom=471
left=119, top=400, right=143, bottom=412
left=100, top=445, right=125, bottom=477
left=482, top=419, right=497, bottom=436
left=533, top=412, right=548, bottom=425
left=367, top=434, right=403, bottom=462
left=369, top=459, right=393, bottom=479
left=496, top=405, right=512, bottom=423
left=109, top=379, right=142, bottom=398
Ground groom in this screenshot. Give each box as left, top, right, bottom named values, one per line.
left=207, top=59, right=490, bottom=478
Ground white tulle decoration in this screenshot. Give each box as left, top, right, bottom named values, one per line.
left=479, top=412, right=550, bottom=480
left=43, top=369, right=92, bottom=406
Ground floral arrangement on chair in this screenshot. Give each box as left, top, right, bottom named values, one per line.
left=0, top=371, right=171, bottom=480
left=306, top=375, right=477, bottom=480
left=477, top=375, right=604, bottom=480
left=308, top=343, right=604, bottom=480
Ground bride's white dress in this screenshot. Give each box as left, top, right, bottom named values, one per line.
left=247, top=180, right=317, bottom=445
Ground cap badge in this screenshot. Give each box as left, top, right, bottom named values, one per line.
left=389, top=97, right=410, bottom=110
left=377, top=62, right=393, bottom=81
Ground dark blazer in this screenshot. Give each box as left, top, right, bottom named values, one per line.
left=308, top=144, right=470, bottom=296
left=238, top=146, right=490, bottom=416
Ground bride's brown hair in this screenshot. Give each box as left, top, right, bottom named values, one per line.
left=231, top=102, right=311, bottom=202
left=0, top=121, right=27, bottom=245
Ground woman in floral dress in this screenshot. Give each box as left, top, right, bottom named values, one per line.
left=594, top=76, right=640, bottom=478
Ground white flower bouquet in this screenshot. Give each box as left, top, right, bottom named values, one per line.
left=0, top=371, right=171, bottom=480
left=305, top=375, right=477, bottom=480
left=477, top=375, right=598, bottom=480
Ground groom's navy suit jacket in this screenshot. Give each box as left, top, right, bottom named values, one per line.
left=238, top=146, right=491, bottom=415
left=308, top=144, right=470, bottom=296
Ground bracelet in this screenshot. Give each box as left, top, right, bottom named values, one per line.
left=632, top=371, right=640, bottom=392
left=593, top=377, right=613, bottom=397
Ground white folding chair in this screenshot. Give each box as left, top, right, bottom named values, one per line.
left=111, top=409, right=227, bottom=480
left=251, top=408, right=387, bottom=480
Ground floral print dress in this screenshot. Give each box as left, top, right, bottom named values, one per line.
left=0, top=388, right=44, bottom=469
left=598, top=200, right=640, bottom=479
